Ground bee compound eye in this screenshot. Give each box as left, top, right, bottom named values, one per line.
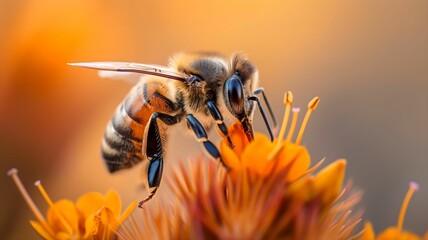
left=224, top=74, right=245, bottom=115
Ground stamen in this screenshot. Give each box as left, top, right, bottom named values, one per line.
left=277, top=91, right=293, bottom=141
left=268, top=92, right=293, bottom=160
left=286, top=107, right=300, bottom=142
left=35, top=180, right=74, bottom=235
left=7, top=169, right=51, bottom=233
left=397, top=181, right=419, bottom=233
left=267, top=142, right=285, bottom=160
left=295, top=97, right=319, bottom=145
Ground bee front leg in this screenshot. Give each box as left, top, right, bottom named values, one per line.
left=253, top=88, right=277, bottom=128
left=206, top=100, right=234, bottom=148
left=186, top=114, right=229, bottom=169
left=251, top=88, right=278, bottom=141
left=140, top=112, right=182, bottom=207
left=248, top=95, right=275, bottom=141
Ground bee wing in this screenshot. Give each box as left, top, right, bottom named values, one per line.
left=68, top=62, right=188, bottom=82
left=97, top=70, right=142, bottom=83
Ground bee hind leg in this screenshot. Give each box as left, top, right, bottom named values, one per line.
left=139, top=153, right=162, bottom=208
left=186, top=114, right=229, bottom=170
left=139, top=112, right=183, bottom=208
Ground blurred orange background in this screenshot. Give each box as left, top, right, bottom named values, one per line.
left=1, top=0, right=427, bottom=238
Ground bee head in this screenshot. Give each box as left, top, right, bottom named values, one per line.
left=224, top=53, right=258, bottom=119
left=171, top=52, right=229, bottom=111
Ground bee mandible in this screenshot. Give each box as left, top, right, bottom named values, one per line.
left=70, top=52, right=276, bottom=205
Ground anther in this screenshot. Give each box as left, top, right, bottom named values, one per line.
left=308, top=96, right=320, bottom=110
left=277, top=91, right=294, bottom=141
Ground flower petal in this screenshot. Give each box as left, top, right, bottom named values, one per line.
left=276, top=142, right=311, bottom=181
left=223, top=122, right=250, bottom=158
left=360, top=222, right=375, bottom=240
left=220, top=139, right=242, bottom=171
left=104, top=189, right=122, bottom=217
left=240, top=134, right=273, bottom=176
left=377, top=227, right=422, bottom=240
left=46, top=199, right=82, bottom=236
left=84, top=212, right=100, bottom=238
left=76, top=192, right=105, bottom=218
left=314, top=159, right=346, bottom=205
left=100, top=207, right=119, bottom=227
left=30, top=220, right=55, bottom=240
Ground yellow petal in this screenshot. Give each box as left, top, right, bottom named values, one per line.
left=46, top=199, right=82, bottom=235
left=104, top=189, right=121, bottom=217
left=377, top=227, right=422, bottom=240
left=314, top=159, right=346, bottom=205
left=220, top=139, right=242, bottom=171
left=360, top=222, right=375, bottom=240
left=100, top=207, right=119, bottom=227
left=56, top=232, right=75, bottom=240
left=76, top=192, right=105, bottom=218
left=84, top=206, right=122, bottom=238
left=240, top=134, right=273, bottom=176
left=223, top=121, right=250, bottom=158
left=30, top=220, right=55, bottom=240
left=276, top=142, right=310, bottom=181
left=84, top=212, right=100, bottom=238
left=286, top=177, right=316, bottom=202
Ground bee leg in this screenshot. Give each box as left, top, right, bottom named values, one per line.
left=206, top=100, right=234, bottom=148
left=186, top=114, right=229, bottom=169
left=139, top=112, right=183, bottom=208
left=253, top=88, right=278, bottom=128
left=248, top=95, right=275, bottom=141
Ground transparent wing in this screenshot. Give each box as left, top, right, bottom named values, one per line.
left=97, top=70, right=142, bottom=83
left=68, top=62, right=188, bottom=82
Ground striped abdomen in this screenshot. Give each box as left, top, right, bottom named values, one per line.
left=101, top=79, right=178, bottom=173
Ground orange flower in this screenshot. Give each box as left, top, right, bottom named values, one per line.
left=361, top=182, right=428, bottom=240
left=123, top=92, right=362, bottom=239
left=8, top=168, right=136, bottom=240
left=220, top=122, right=310, bottom=181
left=220, top=92, right=316, bottom=182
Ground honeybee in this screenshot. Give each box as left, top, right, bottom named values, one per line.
left=70, top=52, right=276, bottom=205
